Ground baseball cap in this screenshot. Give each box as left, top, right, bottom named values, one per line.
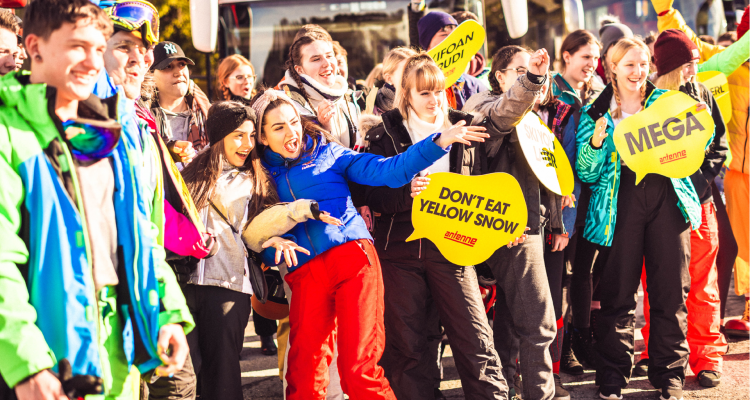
left=151, top=41, right=195, bottom=71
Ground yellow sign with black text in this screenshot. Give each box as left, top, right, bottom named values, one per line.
left=515, top=113, right=575, bottom=196
left=427, top=20, right=486, bottom=88
left=696, top=70, right=732, bottom=124
left=613, top=90, right=714, bottom=184
left=407, top=172, right=527, bottom=266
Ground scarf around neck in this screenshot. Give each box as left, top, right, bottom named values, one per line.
left=404, top=108, right=449, bottom=175
left=375, top=83, right=396, bottom=112
left=285, top=70, right=349, bottom=101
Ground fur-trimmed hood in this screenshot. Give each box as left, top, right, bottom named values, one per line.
left=357, top=113, right=382, bottom=148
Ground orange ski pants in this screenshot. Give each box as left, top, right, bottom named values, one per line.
left=284, top=239, right=396, bottom=400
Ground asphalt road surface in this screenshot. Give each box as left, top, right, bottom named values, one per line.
left=238, top=279, right=749, bottom=400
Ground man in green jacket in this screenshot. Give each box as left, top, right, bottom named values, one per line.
left=0, top=1, right=193, bottom=399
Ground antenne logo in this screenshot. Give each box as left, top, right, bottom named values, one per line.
left=164, top=43, right=178, bottom=55
left=444, top=230, right=477, bottom=247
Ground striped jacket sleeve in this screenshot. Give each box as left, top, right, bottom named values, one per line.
left=575, top=112, right=607, bottom=183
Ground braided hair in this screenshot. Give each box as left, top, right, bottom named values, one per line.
left=488, top=45, right=528, bottom=95
left=607, top=38, right=650, bottom=119
left=285, top=29, right=333, bottom=113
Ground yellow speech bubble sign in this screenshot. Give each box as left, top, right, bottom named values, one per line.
left=613, top=90, right=714, bottom=185
left=428, top=20, right=486, bottom=89
left=515, top=113, right=575, bottom=196
left=155, top=134, right=205, bottom=231
left=407, top=172, right=528, bottom=266
left=697, top=71, right=732, bottom=124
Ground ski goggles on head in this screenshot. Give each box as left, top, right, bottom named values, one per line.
left=106, top=0, right=159, bottom=47
left=63, top=118, right=122, bottom=162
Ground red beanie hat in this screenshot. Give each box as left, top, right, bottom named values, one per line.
left=654, top=29, right=700, bottom=76
left=737, top=6, right=749, bottom=39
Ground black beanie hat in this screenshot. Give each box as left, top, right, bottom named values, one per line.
left=206, top=101, right=258, bottom=146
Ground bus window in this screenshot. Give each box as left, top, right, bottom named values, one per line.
left=218, top=0, right=485, bottom=88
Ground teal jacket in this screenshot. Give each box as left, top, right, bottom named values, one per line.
left=575, top=82, right=703, bottom=247
left=0, top=72, right=193, bottom=388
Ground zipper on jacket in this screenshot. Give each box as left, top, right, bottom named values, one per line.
left=606, top=151, right=617, bottom=243
left=285, top=169, right=318, bottom=255
left=384, top=215, right=395, bottom=251
left=59, top=140, right=102, bottom=361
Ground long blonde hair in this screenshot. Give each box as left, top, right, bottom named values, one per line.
left=654, top=68, right=684, bottom=91
left=394, top=53, right=449, bottom=125
left=364, top=63, right=383, bottom=88
left=382, top=47, right=418, bottom=85
left=608, top=38, right=650, bottom=119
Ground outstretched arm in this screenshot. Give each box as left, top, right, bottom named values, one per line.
left=699, top=31, right=750, bottom=76
left=652, top=1, right=723, bottom=61
left=466, top=50, right=549, bottom=136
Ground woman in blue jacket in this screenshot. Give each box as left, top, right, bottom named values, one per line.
left=249, top=89, right=488, bottom=400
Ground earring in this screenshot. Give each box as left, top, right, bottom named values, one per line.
left=34, top=54, right=41, bottom=61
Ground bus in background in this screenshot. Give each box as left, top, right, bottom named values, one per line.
left=487, top=0, right=744, bottom=70
left=191, top=0, right=746, bottom=90
left=191, top=0, right=533, bottom=89
left=212, top=0, right=496, bottom=88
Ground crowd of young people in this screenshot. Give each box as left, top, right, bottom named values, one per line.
left=0, top=0, right=747, bottom=400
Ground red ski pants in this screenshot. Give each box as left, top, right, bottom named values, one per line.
left=641, top=203, right=728, bottom=373
left=284, top=239, right=396, bottom=400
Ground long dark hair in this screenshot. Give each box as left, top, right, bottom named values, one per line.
left=559, top=30, right=601, bottom=101
left=181, top=116, right=279, bottom=222
left=488, top=45, right=528, bottom=95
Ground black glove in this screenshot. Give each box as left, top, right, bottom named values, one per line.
left=57, top=359, right=103, bottom=399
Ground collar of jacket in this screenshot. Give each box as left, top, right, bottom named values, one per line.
left=263, top=134, right=319, bottom=167
left=379, top=107, right=474, bottom=150
left=230, top=93, right=253, bottom=106
left=4, top=72, right=120, bottom=152
left=552, top=73, right=582, bottom=108
left=585, top=80, right=657, bottom=122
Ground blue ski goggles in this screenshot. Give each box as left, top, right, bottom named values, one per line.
left=63, top=119, right=122, bottom=161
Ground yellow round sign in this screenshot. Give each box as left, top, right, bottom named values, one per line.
left=697, top=70, right=732, bottom=124
left=515, top=113, right=575, bottom=196
left=407, top=172, right=528, bottom=266
left=613, top=90, right=715, bottom=184
left=427, top=20, right=486, bottom=89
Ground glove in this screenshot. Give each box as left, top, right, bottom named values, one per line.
left=651, top=0, right=674, bottom=15
left=57, top=359, right=103, bottom=399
